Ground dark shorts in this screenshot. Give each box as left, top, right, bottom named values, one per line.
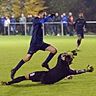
left=29, top=71, right=59, bottom=84
left=29, top=71, right=47, bottom=82
left=27, top=42, right=50, bottom=54
left=77, top=31, right=84, bottom=38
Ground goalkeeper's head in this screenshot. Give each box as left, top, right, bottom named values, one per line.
left=61, top=52, right=74, bottom=65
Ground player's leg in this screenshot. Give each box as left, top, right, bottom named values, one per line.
left=11, top=44, right=38, bottom=80
left=1, top=75, right=28, bottom=85
left=76, top=34, right=82, bottom=50
left=1, top=71, right=47, bottom=85
left=11, top=53, right=33, bottom=80
left=41, top=44, right=57, bottom=70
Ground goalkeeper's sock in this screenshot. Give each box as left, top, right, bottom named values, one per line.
left=7, top=76, right=26, bottom=85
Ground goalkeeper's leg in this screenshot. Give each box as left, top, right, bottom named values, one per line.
left=1, top=76, right=27, bottom=85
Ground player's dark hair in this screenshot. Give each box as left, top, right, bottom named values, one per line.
left=38, top=10, right=44, bottom=15
left=65, top=55, right=73, bottom=65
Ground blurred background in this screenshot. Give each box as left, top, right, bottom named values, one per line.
left=0, top=0, right=96, bottom=36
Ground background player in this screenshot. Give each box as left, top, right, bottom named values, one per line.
left=74, top=12, right=87, bottom=51
left=11, top=10, right=57, bottom=80
left=2, top=51, right=94, bottom=85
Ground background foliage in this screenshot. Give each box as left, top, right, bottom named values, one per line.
left=0, top=0, right=47, bottom=17
left=45, top=0, right=96, bottom=20
left=0, top=0, right=96, bottom=20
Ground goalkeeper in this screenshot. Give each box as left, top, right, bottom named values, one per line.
left=1, top=50, right=94, bottom=85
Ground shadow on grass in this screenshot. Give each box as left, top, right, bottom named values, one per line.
left=56, top=81, right=76, bottom=85
left=11, top=80, right=76, bottom=88
left=12, top=83, right=44, bottom=87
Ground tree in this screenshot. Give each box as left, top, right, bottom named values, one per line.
left=0, top=0, right=47, bottom=17
left=0, top=0, right=96, bottom=20
left=45, top=0, right=96, bottom=20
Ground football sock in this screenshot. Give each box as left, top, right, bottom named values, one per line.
left=77, top=39, right=81, bottom=47
left=76, top=69, right=86, bottom=74
left=42, top=53, right=56, bottom=65
left=13, top=59, right=25, bottom=72
left=7, top=76, right=26, bottom=85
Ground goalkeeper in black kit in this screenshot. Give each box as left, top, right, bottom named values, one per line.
left=1, top=50, right=94, bottom=85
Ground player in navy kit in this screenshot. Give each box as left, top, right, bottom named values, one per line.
left=10, top=10, right=57, bottom=80
left=1, top=51, right=94, bottom=85
left=74, top=12, right=86, bottom=50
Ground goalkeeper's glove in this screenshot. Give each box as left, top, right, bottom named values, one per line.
left=86, top=65, right=94, bottom=72
left=71, top=50, right=77, bottom=56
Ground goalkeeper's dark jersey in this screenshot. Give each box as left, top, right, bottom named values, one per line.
left=41, top=54, right=76, bottom=84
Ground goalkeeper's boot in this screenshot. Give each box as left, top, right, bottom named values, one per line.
left=87, top=65, right=94, bottom=72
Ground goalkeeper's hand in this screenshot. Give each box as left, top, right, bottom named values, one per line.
left=87, top=65, right=94, bottom=72
left=65, top=75, right=73, bottom=80
left=71, top=50, right=77, bottom=56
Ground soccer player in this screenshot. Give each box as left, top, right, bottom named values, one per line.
left=2, top=51, right=94, bottom=85
left=74, top=12, right=86, bottom=51
left=10, top=10, right=57, bottom=80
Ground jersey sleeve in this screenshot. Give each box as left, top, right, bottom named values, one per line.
left=40, top=16, right=53, bottom=23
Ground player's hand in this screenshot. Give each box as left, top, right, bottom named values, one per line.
left=87, top=65, right=94, bottom=72
left=67, top=76, right=73, bottom=79
left=65, top=76, right=73, bottom=80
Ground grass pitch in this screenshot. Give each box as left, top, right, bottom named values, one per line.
left=0, top=35, right=96, bottom=96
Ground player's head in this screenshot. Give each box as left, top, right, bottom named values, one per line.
left=38, top=10, right=45, bottom=18
left=79, top=12, right=84, bottom=18
left=60, top=52, right=74, bottom=65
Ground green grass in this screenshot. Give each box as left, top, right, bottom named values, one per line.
left=0, top=35, right=96, bottom=96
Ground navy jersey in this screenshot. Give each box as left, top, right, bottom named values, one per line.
left=30, top=16, right=52, bottom=45
left=30, top=17, right=43, bottom=45
left=74, top=18, right=86, bottom=32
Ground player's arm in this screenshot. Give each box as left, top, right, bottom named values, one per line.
left=40, top=14, right=55, bottom=23
left=69, top=65, right=94, bottom=75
